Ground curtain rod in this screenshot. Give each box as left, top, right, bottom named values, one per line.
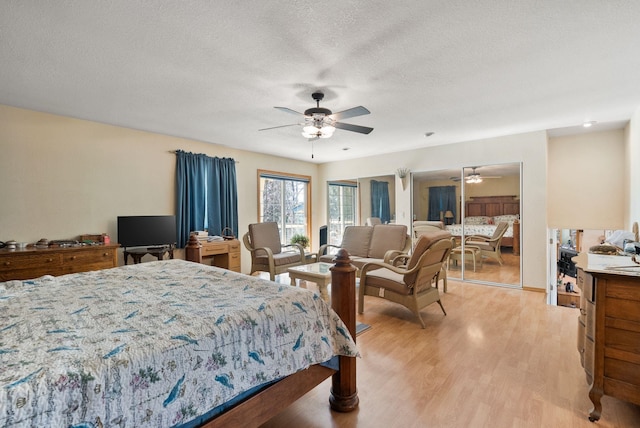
left=168, top=150, right=239, bottom=163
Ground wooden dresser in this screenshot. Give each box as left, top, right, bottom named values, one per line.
left=0, top=244, right=120, bottom=281
left=575, top=253, right=640, bottom=422
left=185, top=237, right=241, bottom=272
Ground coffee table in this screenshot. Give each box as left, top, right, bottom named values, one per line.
left=287, top=262, right=332, bottom=303
left=448, top=245, right=482, bottom=271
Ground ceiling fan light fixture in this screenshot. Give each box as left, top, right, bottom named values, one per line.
left=320, top=124, right=335, bottom=134
left=466, top=175, right=483, bottom=184
left=303, top=125, right=319, bottom=134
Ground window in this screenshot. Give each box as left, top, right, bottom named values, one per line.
left=327, top=181, right=357, bottom=246
left=258, top=170, right=311, bottom=245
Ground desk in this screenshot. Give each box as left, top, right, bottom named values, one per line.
left=287, top=262, right=332, bottom=303
left=185, top=236, right=241, bottom=272
left=123, top=245, right=174, bottom=265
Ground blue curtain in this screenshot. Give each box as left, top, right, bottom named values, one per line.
left=427, top=186, right=456, bottom=222
left=370, top=180, right=391, bottom=224
left=176, top=151, right=238, bottom=247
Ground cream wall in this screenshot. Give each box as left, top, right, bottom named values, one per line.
left=0, top=105, right=319, bottom=270
left=547, top=129, right=626, bottom=229
left=2, top=104, right=633, bottom=291
left=627, top=107, right=640, bottom=228
left=319, top=131, right=548, bottom=290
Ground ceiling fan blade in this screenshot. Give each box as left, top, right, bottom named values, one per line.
left=274, top=106, right=305, bottom=116
left=258, top=123, right=300, bottom=131
left=334, top=121, right=374, bottom=134
left=330, top=106, right=370, bottom=121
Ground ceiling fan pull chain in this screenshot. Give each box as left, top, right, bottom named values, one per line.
left=311, top=140, right=314, bottom=159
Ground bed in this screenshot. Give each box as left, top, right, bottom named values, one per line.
left=446, top=195, right=521, bottom=249
left=0, top=258, right=359, bottom=427
left=445, top=214, right=519, bottom=248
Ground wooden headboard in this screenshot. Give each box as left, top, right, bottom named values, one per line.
left=465, top=195, right=520, bottom=217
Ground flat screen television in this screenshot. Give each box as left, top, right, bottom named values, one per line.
left=117, top=215, right=177, bottom=248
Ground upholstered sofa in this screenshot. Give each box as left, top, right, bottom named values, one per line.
left=317, top=224, right=411, bottom=271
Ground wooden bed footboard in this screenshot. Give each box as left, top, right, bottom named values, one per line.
left=200, top=249, right=358, bottom=427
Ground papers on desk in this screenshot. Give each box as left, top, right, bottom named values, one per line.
left=587, top=253, right=635, bottom=269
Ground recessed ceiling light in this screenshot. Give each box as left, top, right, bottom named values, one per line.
left=583, top=121, right=597, bottom=128
left=425, top=132, right=435, bottom=137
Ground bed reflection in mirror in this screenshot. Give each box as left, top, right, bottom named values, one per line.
left=411, top=164, right=522, bottom=288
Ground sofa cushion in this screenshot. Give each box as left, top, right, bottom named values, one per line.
left=249, top=222, right=282, bottom=255
left=255, top=251, right=301, bottom=266
left=340, top=226, right=374, bottom=258
left=363, top=268, right=411, bottom=295
left=368, top=224, right=407, bottom=259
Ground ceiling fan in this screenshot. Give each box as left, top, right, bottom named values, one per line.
left=259, top=92, right=374, bottom=140
left=450, top=167, right=502, bottom=184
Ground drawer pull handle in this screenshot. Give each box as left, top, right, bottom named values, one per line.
left=103, top=253, right=109, bottom=256
left=4, top=261, right=10, bottom=266
left=47, top=258, right=53, bottom=262
left=71, top=256, right=77, bottom=260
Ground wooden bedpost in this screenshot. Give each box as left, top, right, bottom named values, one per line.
left=329, top=249, right=359, bottom=412
left=185, top=233, right=203, bottom=263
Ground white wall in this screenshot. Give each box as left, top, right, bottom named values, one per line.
left=547, top=129, right=626, bottom=229
left=320, top=131, right=548, bottom=290
left=0, top=105, right=319, bottom=269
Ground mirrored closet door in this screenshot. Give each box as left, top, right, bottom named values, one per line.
left=411, top=163, right=522, bottom=288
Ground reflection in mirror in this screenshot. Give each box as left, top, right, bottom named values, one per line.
left=327, top=180, right=358, bottom=247
left=357, top=175, right=395, bottom=226
left=412, top=164, right=521, bottom=288
left=461, top=164, right=521, bottom=287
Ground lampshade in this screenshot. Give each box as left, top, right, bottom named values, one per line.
left=302, top=122, right=335, bottom=139
left=444, top=210, right=454, bottom=219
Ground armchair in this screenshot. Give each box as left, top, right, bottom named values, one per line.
left=463, top=221, right=509, bottom=265
left=242, top=222, right=305, bottom=281
left=358, top=230, right=452, bottom=328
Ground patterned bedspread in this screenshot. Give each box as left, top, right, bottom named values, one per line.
left=0, top=259, right=358, bottom=427
left=445, top=224, right=513, bottom=240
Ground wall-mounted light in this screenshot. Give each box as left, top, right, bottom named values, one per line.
left=397, top=167, right=410, bottom=191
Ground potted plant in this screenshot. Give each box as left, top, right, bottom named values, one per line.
left=290, top=234, right=310, bottom=249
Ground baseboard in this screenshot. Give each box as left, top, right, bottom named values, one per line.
left=523, top=286, right=546, bottom=293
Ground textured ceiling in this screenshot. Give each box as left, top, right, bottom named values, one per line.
left=1, top=1, right=639, bottom=163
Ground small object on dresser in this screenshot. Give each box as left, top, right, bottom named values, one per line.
left=221, top=227, right=235, bottom=240
left=35, top=238, right=49, bottom=248
left=6, top=240, right=17, bottom=250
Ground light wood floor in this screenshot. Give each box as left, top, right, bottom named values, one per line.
left=260, top=274, right=640, bottom=428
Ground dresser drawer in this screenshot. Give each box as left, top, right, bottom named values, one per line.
left=578, top=268, right=594, bottom=302
left=63, top=248, right=115, bottom=265
left=584, top=337, right=595, bottom=381
left=585, top=300, right=595, bottom=340
left=202, top=243, right=230, bottom=256
left=228, top=252, right=241, bottom=270
left=577, top=318, right=585, bottom=356
left=63, top=248, right=117, bottom=273
left=0, top=253, right=63, bottom=280
left=0, top=244, right=119, bottom=281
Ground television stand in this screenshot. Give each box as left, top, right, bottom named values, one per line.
left=124, top=244, right=175, bottom=265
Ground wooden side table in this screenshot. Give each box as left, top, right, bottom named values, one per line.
left=123, top=244, right=174, bottom=264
